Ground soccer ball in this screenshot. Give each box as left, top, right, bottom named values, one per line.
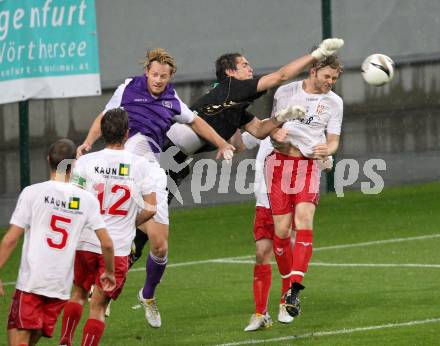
left=361, top=54, right=394, bottom=86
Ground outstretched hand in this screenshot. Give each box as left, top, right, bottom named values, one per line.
left=76, top=142, right=92, bottom=158
left=311, top=38, right=344, bottom=60
left=216, top=143, right=236, bottom=162
left=312, top=143, right=330, bottom=159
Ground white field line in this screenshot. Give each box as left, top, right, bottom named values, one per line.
left=216, top=259, right=440, bottom=269
left=314, top=233, right=440, bottom=252
left=3, top=233, right=440, bottom=286
left=215, top=317, right=440, bottom=346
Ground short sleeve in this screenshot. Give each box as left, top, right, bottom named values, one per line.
left=10, top=188, right=31, bottom=229
left=326, top=97, right=344, bottom=135
left=71, top=156, right=87, bottom=189
left=139, top=163, right=161, bottom=196
left=85, top=197, right=106, bottom=231
left=104, top=78, right=132, bottom=113
left=229, top=78, right=260, bottom=101
left=173, top=91, right=196, bottom=124
left=239, top=110, right=256, bottom=127
left=271, top=86, right=290, bottom=117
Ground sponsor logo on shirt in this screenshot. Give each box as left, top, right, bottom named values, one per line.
left=44, top=195, right=68, bottom=208
left=134, top=98, right=150, bottom=102
left=68, top=197, right=80, bottom=210
left=119, top=163, right=130, bottom=176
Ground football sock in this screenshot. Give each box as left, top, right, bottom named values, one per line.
left=291, top=229, right=313, bottom=283
left=273, top=234, right=293, bottom=286
left=59, top=301, right=83, bottom=346
left=281, top=276, right=291, bottom=303
left=81, top=319, right=105, bottom=346
left=253, top=264, right=272, bottom=314
left=142, top=252, right=167, bottom=299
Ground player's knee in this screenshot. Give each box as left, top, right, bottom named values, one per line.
left=151, top=244, right=168, bottom=258
left=295, top=213, right=313, bottom=229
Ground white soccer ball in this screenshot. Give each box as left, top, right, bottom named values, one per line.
left=361, top=54, right=394, bottom=86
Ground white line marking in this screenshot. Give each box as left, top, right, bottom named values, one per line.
left=215, top=317, right=440, bottom=346
left=314, top=233, right=440, bottom=252
left=3, top=233, right=440, bottom=286
left=217, top=259, right=440, bottom=268
left=310, top=262, right=440, bottom=268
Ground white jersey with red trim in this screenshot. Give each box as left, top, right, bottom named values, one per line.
left=254, top=137, right=274, bottom=208
left=72, top=149, right=161, bottom=256
left=272, top=80, right=343, bottom=158
left=10, top=180, right=105, bottom=299
left=240, top=132, right=272, bottom=209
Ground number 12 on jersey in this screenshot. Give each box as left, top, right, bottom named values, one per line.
left=93, top=183, right=131, bottom=216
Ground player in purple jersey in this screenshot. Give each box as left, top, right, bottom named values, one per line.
left=76, top=48, right=236, bottom=328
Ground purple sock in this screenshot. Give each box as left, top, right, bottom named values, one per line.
left=142, top=252, right=167, bottom=299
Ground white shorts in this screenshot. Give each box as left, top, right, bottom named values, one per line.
left=125, top=133, right=169, bottom=225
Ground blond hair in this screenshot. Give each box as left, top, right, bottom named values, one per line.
left=311, top=55, right=344, bottom=74
left=142, top=48, right=177, bottom=75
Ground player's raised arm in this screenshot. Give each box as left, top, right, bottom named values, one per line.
left=243, top=105, right=306, bottom=139
left=0, top=225, right=25, bottom=296
left=77, top=112, right=105, bottom=158
left=256, top=38, right=344, bottom=92
left=189, top=115, right=236, bottom=161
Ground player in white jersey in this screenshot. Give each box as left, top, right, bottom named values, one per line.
left=264, top=54, right=344, bottom=319
left=0, top=139, right=115, bottom=346
left=59, top=109, right=157, bottom=346
left=239, top=132, right=333, bottom=331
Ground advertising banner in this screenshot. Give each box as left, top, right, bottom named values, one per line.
left=0, top=0, right=100, bottom=104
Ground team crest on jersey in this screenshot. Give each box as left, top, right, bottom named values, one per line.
left=315, top=104, right=328, bottom=115
left=119, top=163, right=130, bottom=176
left=162, top=100, right=173, bottom=109
left=68, top=197, right=80, bottom=210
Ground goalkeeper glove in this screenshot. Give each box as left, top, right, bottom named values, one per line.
left=311, top=38, right=344, bottom=60
left=274, top=105, right=306, bottom=122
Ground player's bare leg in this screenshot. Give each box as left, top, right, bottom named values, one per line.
left=9, top=328, right=31, bottom=346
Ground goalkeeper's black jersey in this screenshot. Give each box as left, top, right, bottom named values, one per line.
left=190, top=76, right=266, bottom=152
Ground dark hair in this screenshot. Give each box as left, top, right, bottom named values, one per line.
left=101, top=108, right=129, bottom=144
left=48, top=138, right=76, bottom=172
left=215, top=53, right=242, bottom=81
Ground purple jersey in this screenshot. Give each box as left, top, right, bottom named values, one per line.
left=105, top=75, right=195, bottom=151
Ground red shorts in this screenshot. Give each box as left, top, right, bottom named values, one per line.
left=74, top=250, right=129, bottom=300
left=253, top=206, right=296, bottom=241
left=7, top=289, right=66, bottom=337
left=265, top=152, right=320, bottom=215
left=253, top=206, right=275, bottom=241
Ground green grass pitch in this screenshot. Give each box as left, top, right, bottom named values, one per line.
left=1, top=182, right=440, bottom=345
